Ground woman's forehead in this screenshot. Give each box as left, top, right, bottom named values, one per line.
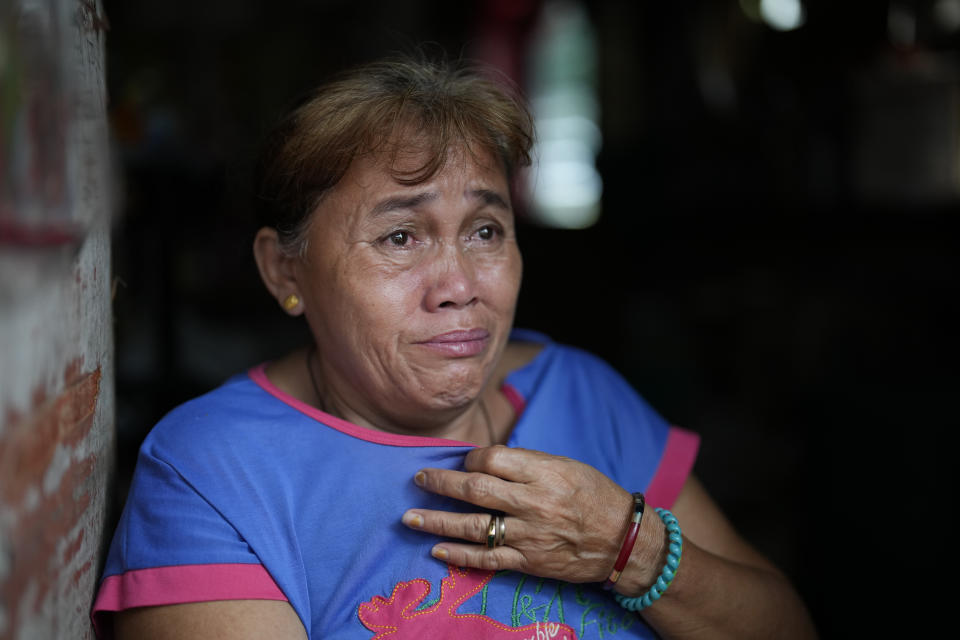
left=375, top=137, right=503, bottom=177
left=342, top=144, right=508, bottom=199
left=312, top=148, right=510, bottom=231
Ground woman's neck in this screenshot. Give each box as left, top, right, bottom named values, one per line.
left=264, top=341, right=541, bottom=445
left=308, top=346, right=508, bottom=445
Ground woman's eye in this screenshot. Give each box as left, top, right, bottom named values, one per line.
left=476, top=225, right=498, bottom=241
left=387, top=231, right=410, bottom=246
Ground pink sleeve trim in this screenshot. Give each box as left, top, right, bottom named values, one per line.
left=248, top=363, right=475, bottom=448
left=644, top=426, right=700, bottom=509
left=91, top=563, right=286, bottom=638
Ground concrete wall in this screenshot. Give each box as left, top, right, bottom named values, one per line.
left=0, top=1, right=114, bottom=639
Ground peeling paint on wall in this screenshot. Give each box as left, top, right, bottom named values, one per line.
left=0, top=1, right=113, bottom=639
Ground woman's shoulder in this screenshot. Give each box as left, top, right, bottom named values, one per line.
left=503, top=329, right=627, bottom=383
left=497, top=334, right=547, bottom=381
left=502, top=329, right=663, bottom=427
left=140, top=369, right=293, bottom=461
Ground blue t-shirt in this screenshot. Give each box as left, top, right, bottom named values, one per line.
left=93, top=333, right=699, bottom=639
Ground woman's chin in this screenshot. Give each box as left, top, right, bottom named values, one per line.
left=406, top=351, right=493, bottom=390
left=399, top=377, right=487, bottom=420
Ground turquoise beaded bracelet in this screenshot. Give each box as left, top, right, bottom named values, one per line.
left=613, top=508, right=682, bottom=612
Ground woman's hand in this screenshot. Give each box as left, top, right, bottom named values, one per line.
left=404, top=447, right=820, bottom=639
left=402, top=445, right=655, bottom=584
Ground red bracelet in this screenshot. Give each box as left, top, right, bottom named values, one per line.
left=603, top=492, right=646, bottom=590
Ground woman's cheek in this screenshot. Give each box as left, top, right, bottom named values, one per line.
left=482, top=253, right=522, bottom=302
left=375, top=270, right=428, bottom=316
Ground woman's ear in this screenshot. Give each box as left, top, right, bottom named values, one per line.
left=253, top=227, right=303, bottom=315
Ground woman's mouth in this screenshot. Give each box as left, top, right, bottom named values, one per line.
left=416, top=329, right=491, bottom=357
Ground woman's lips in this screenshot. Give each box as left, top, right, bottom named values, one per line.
left=416, top=329, right=491, bottom=357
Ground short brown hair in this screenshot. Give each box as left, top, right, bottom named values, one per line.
left=255, top=55, right=534, bottom=253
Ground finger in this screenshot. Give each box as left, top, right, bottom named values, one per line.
left=429, top=542, right=527, bottom=573
left=402, top=509, right=504, bottom=544
left=462, top=446, right=539, bottom=483
left=414, top=468, right=526, bottom=512
left=404, top=509, right=525, bottom=547
left=464, top=446, right=570, bottom=484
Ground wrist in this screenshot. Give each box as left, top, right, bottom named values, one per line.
left=613, top=501, right=668, bottom=597
left=602, top=492, right=646, bottom=589
left=614, top=508, right=684, bottom=611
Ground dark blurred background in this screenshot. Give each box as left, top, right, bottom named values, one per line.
left=103, top=0, right=958, bottom=635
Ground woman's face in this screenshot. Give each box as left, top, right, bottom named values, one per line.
left=295, top=146, right=522, bottom=434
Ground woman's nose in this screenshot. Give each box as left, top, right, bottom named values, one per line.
left=423, top=243, right=478, bottom=311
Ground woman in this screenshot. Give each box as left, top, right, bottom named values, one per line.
left=92, top=57, right=816, bottom=639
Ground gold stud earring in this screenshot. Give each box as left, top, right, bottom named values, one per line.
left=282, top=294, right=300, bottom=311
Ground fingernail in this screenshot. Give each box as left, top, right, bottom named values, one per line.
left=402, top=511, right=423, bottom=528
left=414, top=471, right=426, bottom=487
left=431, top=546, right=448, bottom=560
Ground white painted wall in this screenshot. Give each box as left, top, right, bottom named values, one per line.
left=0, top=1, right=114, bottom=638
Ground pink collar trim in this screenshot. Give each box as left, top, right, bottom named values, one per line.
left=248, top=363, right=478, bottom=448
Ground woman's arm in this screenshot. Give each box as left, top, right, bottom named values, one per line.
left=624, top=475, right=817, bottom=639
left=404, top=445, right=817, bottom=640
left=114, top=600, right=307, bottom=640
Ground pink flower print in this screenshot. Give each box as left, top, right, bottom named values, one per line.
left=358, top=564, right=578, bottom=639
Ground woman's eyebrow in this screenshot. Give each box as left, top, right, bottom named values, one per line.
left=469, top=189, right=510, bottom=210
left=370, top=192, right=438, bottom=216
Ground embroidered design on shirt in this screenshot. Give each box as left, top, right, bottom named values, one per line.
left=358, top=564, right=578, bottom=639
